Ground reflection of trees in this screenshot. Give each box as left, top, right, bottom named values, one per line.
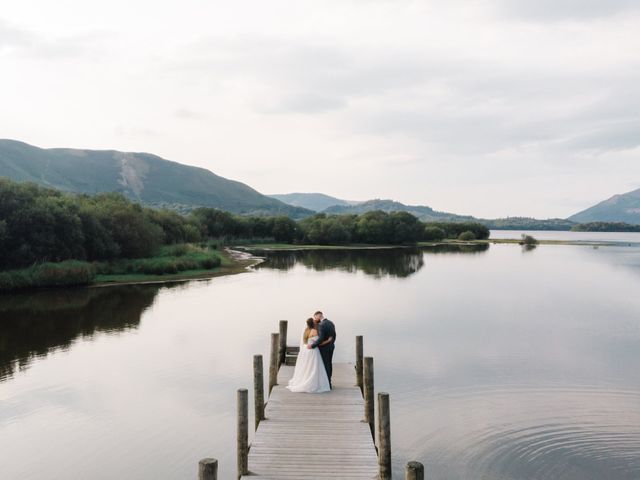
left=256, top=244, right=490, bottom=279
left=422, top=243, right=490, bottom=255
left=257, top=248, right=426, bottom=278
left=0, top=285, right=163, bottom=382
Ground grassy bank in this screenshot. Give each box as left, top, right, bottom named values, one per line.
left=0, top=244, right=242, bottom=292
left=238, top=237, right=624, bottom=252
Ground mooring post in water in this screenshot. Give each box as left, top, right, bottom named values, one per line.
left=198, top=458, right=218, bottom=480
left=237, top=388, right=248, bottom=478
left=363, top=356, right=375, bottom=438
left=253, top=354, right=264, bottom=430
left=355, top=335, right=363, bottom=391
left=405, top=461, right=424, bottom=480
left=278, top=320, right=288, bottom=366
left=269, top=332, right=279, bottom=394
left=378, top=392, right=391, bottom=480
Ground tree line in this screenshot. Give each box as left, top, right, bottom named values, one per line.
left=0, top=178, right=489, bottom=270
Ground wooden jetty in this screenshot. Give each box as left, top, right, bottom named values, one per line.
left=198, top=321, right=425, bottom=480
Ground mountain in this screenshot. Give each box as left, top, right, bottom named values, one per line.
left=569, top=187, right=640, bottom=225
left=268, top=192, right=359, bottom=212
left=0, top=139, right=312, bottom=217
left=278, top=194, right=577, bottom=229
left=323, top=199, right=476, bottom=222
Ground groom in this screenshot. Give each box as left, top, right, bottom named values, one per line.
left=308, top=311, right=336, bottom=388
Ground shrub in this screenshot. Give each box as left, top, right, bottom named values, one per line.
left=423, top=226, right=446, bottom=241
left=0, top=260, right=96, bottom=291
left=458, top=231, right=476, bottom=241
left=520, top=234, right=538, bottom=246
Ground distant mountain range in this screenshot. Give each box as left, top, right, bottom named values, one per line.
left=269, top=193, right=575, bottom=229
left=568, top=187, right=640, bottom=225
left=3, top=139, right=638, bottom=227
left=268, top=193, right=359, bottom=212
left=0, top=139, right=311, bottom=217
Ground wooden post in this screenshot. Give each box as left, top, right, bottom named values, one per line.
left=237, top=388, right=248, bottom=478
left=378, top=392, right=391, bottom=480
left=355, top=335, right=363, bottom=392
left=198, top=458, right=218, bottom=480
left=363, top=356, right=374, bottom=438
left=269, top=333, right=279, bottom=394
left=405, top=461, right=424, bottom=480
left=278, top=320, right=288, bottom=366
left=253, top=354, right=264, bottom=430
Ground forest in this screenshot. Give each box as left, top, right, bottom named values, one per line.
left=0, top=178, right=489, bottom=289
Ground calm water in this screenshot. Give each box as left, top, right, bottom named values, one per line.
left=1, top=237, right=640, bottom=479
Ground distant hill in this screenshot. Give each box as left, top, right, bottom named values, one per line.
left=0, top=139, right=311, bottom=217
left=569, top=187, right=640, bottom=225
left=322, top=199, right=476, bottom=222
left=276, top=194, right=578, bottom=230
left=268, top=192, right=359, bottom=212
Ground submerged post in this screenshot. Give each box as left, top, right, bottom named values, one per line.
left=237, top=388, right=248, bottom=478
left=253, top=354, right=264, bottom=430
left=269, top=333, right=279, bottom=394
left=198, top=458, right=218, bottom=480
left=378, top=392, right=391, bottom=480
left=363, top=356, right=375, bottom=438
left=355, top=335, right=363, bottom=391
left=405, top=461, right=424, bottom=480
left=278, top=320, right=288, bottom=365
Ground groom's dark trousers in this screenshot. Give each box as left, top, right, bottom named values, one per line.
left=314, top=318, right=337, bottom=387
left=319, top=343, right=335, bottom=387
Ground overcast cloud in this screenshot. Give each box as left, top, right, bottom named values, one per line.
left=1, top=0, right=639, bottom=217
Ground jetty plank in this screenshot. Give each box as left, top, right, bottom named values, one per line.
left=242, top=363, right=378, bottom=479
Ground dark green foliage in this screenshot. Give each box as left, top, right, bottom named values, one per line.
left=423, top=226, right=446, bottom=241
left=0, top=260, right=96, bottom=291
left=520, top=234, right=539, bottom=246
left=571, top=222, right=640, bottom=232
left=458, top=231, right=476, bottom=241
left=0, top=178, right=194, bottom=269
left=298, top=211, right=423, bottom=245
left=424, top=222, right=489, bottom=240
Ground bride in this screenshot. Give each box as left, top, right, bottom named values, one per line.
left=286, top=318, right=331, bottom=393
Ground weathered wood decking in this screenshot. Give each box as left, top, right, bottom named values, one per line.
left=242, top=362, right=379, bottom=479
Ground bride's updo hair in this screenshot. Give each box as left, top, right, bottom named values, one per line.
left=303, top=317, right=315, bottom=344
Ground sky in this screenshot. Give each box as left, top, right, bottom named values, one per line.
left=1, top=0, right=639, bottom=218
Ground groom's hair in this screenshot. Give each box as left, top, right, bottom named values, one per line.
left=314, top=311, right=323, bottom=316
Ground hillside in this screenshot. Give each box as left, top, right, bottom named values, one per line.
left=268, top=192, right=359, bottom=212
left=322, top=199, right=476, bottom=222
left=276, top=194, right=577, bottom=229
left=0, top=139, right=311, bottom=217
left=569, top=187, right=640, bottom=225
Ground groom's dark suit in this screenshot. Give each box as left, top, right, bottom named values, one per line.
left=311, top=318, right=336, bottom=387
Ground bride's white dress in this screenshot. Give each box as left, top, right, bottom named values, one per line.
left=286, top=335, right=331, bottom=393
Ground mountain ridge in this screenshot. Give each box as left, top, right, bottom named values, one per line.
left=0, top=139, right=312, bottom=217
left=569, top=187, right=640, bottom=225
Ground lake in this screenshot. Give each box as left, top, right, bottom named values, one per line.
left=1, top=233, right=640, bottom=479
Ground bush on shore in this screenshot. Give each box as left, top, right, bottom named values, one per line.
left=458, top=231, right=476, bottom=241
left=0, top=260, right=96, bottom=291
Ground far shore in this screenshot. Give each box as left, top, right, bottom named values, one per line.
left=235, top=237, right=630, bottom=252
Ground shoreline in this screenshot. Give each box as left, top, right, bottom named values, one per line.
left=90, top=248, right=263, bottom=288
left=235, top=238, right=633, bottom=252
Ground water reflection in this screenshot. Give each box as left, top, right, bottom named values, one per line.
left=0, top=285, right=161, bottom=382
left=253, top=243, right=488, bottom=278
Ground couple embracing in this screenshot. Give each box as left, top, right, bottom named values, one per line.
left=286, top=311, right=336, bottom=393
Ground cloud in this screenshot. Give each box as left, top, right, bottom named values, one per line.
left=496, top=0, right=640, bottom=20
left=174, top=108, right=210, bottom=120
left=0, top=18, right=106, bottom=59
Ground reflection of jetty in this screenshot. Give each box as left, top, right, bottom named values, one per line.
left=198, top=320, right=424, bottom=479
